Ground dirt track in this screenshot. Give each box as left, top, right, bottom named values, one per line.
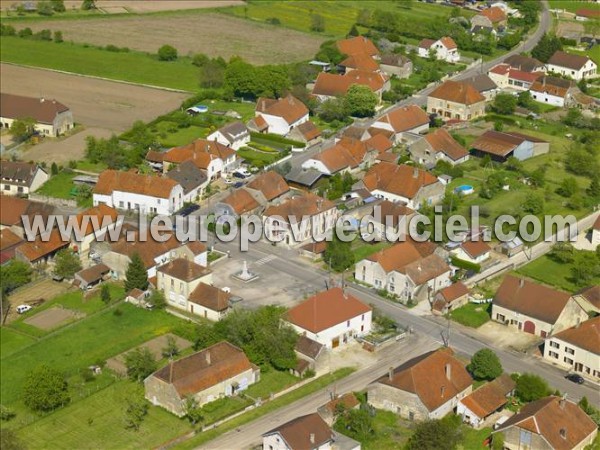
left=0, top=0, right=245, bottom=13
left=19, top=12, right=323, bottom=64
left=1, top=64, right=189, bottom=131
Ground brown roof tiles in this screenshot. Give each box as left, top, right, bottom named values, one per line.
left=156, top=258, right=210, bottom=281
left=221, top=188, right=261, bottom=216
left=423, top=128, right=468, bottom=161
left=246, top=171, right=289, bottom=201
left=265, top=413, right=334, bottom=450
left=548, top=50, right=593, bottom=71
left=255, top=94, right=308, bottom=125
left=479, top=6, right=507, bottom=23
left=552, top=316, right=600, bottom=355
left=94, top=170, right=178, bottom=199
left=429, top=80, right=485, bottom=105
left=336, top=36, right=379, bottom=57
left=188, top=282, right=231, bottom=312
left=0, top=93, right=69, bottom=124
left=264, top=192, right=335, bottom=221
left=460, top=373, right=515, bottom=419
left=376, top=105, right=429, bottom=133
left=363, top=162, right=440, bottom=199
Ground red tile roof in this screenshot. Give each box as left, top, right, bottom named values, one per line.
left=110, top=232, right=182, bottom=269
left=438, top=282, right=469, bottom=302
left=363, top=162, right=439, bottom=199
left=16, top=229, right=70, bottom=263
left=576, top=8, right=600, bottom=18
left=419, top=38, right=436, bottom=49
left=188, top=282, right=230, bottom=312
left=286, top=287, right=371, bottom=333
left=530, top=76, right=573, bottom=99
left=552, top=316, right=600, bottom=355
left=76, top=204, right=118, bottom=237
left=157, top=258, right=210, bottom=281
left=460, top=373, right=515, bottom=419
left=313, top=71, right=387, bottom=97
left=376, top=348, right=472, bottom=412
left=265, top=413, right=334, bottom=450
left=460, top=239, right=491, bottom=259
left=340, top=53, right=380, bottom=72
left=479, top=6, right=506, bottom=23
left=365, top=134, right=393, bottom=153
left=164, top=139, right=234, bottom=169
left=337, top=36, right=379, bottom=57
left=423, top=128, right=468, bottom=161
left=295, top=120, right=321, bottom=142
left=576, top=285, right=600, bottom=309
left=0, top=93, right=69, bottom=125
left=246, top=171, right=290, bottom=201
left=255, top=94, right=308, bottom=125
left=375, top=105, right=429, bottom=133
left=440, top=36, right=458, bottom=50
left=264, top=192, right=335, bottom=220
left=221, top=188, right=261, bottom=216
left=94, top=170, right=178, bottom=199
left=429, top=80, right=485, bottom=105
left=0, top=228, right=23, bottom=252
left=471, top=130, right=547, bottom=157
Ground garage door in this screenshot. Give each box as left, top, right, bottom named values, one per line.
left=332, top=337, right=340, bottom=348
left=523, top=321, right=536, bottom=334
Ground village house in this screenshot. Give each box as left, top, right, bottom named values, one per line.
left=487, top=64, right=544, bottom=92
left=363, top=200, right=415, bottom=242
left=470, top=130, right=549, bottom=163
left=379, top=53, right=413, bottom=78
left=0, top=160, right=48, bottom=196
left=355, top=240, right=451, bottom=304
left=450, top=239, right=492, bottom=265
left=161, top=139, right=235, bottom=179
left=543, top=316, right=599, bottom=380
left=529, top=75, right=577, bottom=107
left=251, top=94, right=309, bottom=136
left=93, top=170, right=183, bottom=216
left=156, top=257, right=212, bottom=310
left=461, top=74, right=499, bottom=101
left=368, top=348, right=472, bottom=421
left=370, top=105, right=430, bottom=144
left=263, top=192, right=338, bottom=246
left=337, top=35, right=380, bottom=59
left=417, top=37, right=460, bottom=63
left=288, top=120, right=322, bottom=145
left=293, top=335, right=326, bottom=378
left=409, top=128, right=469, bottom=168
left=471, top=6, right=507, bottom=29
left=573, top=285, right=600, bottom=315
left=492, top=396, right=598, bottom=450
left=0, top=195, right=54, bottom=238
left=74, top=263, right=111, bottom=290
left=358, top=162, right=445, bottom=209
left=457, top=373, right=515, bottom=428
left=187, top=282, right=232, bottom=321
left=245, top=170, right=290, bottom=203
left=166, top=160, right=209, bottom=203
left=339, top=53, right=380, bottom=73
left=546, top=50, right=598, bottom=81
left=214, top=188, right=262, bottom=221
left=491, top=275, right=588, bottom=337
left=0, top=93, right=74, bottom=137
left=71, top=204, right=120, bottom=258
left=427, top=80, right=486, bottom=121
left=503, top=54, right=545, bottom=73
left=206, top=121, right=250, bottom=151
left=263, top=412, right=361, bottom=450
left=431, top=282, right=469, bottom=315
left=312, top=71, right=389, bottom=102
left=318, top=393, right=360, bottom=427
left=301, top=138, right=373, bottom=176
left=145, top=341, right=259, bottom=416
left=285, top=287, right=372, bottom=349
left=284, top=167, right=326, bottom=191
left=15, top=228, right=70, bottom=266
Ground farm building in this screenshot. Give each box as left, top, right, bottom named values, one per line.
left=0, top=93, right=73, bottom=137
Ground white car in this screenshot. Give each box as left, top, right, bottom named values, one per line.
left=235, top=169, right=252, bottom=177
left=16, top=305, right=32, bottom=314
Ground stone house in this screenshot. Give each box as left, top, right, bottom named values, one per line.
left=431, top=282, right=469, bottom=315
left=370, top=105, right=430, bottom=144
left=187, top=282, right=231, bottom=321
left=380, top=54, right=413, bottom=78
left=293, top=335, right=325, bottom=377
left=471, top=7, right=507, bottom=29
left=0, top=161, right=48, bottom=196
left=427, top=81, right=486, bottom=121
left=156, top=258, right=213, bottom=312
left=450, top=240, right=492, bottom=265
left=409, top=128, right=469, bottom=168
left=145, top=341, right=259, bottom=416
left=368, top=348, right=472, bottom=421
left=456, top=373, right=515, bottom=428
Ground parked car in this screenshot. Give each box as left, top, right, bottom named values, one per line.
left=224, top=178, right=234, bottom=185
left=16, top=305, right=32, bottom=314
left=233, top=172, right=248, bottom=179
left=177, top=204, right=200, bottom=217
left=233, top=182, right=245, bottom=188
left=565, top=373, right=584, bottom=384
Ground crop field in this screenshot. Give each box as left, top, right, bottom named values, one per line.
left=221, top=0, right=471, bottom=37
left=10, top=12, right=323, bottom=65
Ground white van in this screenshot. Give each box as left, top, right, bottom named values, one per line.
left=16, top=305, right=32, bottom=314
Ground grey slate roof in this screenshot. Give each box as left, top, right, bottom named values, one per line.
left=0, top=161, right=45, bottom=187
left=166, top=160, right=207, bottom=195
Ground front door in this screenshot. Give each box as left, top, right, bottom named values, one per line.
left=332, top=337, right=340, bottom=348
left=523, top=320, right=536, bottom=334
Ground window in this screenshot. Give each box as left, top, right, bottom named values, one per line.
left=389, top=283, right=395, bottom=292
left=549, top=341, right=560, bottom=349
left=565, top=347, right=574, bottom=355
left=3, top=185, right=10, bottom=191
left=17, top=187, right=23, bottom=193
left=346, top=320, right=350, bottom=327
left=548, top=351, right=558, bottom=359
left=496, top=313, right=505, bottom=322
left=361, top=314, right=365, bottom=321
left=564, top=357, right=573, bottom=365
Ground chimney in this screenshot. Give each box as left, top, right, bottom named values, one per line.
left=413, top=168, right=419, bottom=179
left=560, top=428, right=567, bottom=440
left=559, top=393, right=567, bottom=409
left=309, top=433, right=315, bottom=444
left=445, top=363, right=452, bottom=380
left=519, top=278, right=525, bottom=288
left=205, top=350, right=211, bottom=366
left=441, top=385, right=446, bottom=397
left=388, top=366, right=394, bottom=380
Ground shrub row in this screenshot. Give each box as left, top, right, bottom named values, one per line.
left=249, top=132, right=305, bottom=148
left=450, top=256, right=481, bottom=273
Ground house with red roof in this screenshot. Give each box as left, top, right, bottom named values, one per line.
left=427, top=80, right=486, bottom=121
left=418, top=37, right=460, bottom=63
left=432, top=282, right=470, bottom=315
left=370, top=104, right=430, bottom=143
left=471, top=6, right=507, bottom=29
left=487, top=63, right=544, bottom=91
left=546, top=50, right=597, bottom=81
left=457, top=373, right=515, bottom=427
left=409, top=128, right=469, bottom=168
left=450, top=239, right=492, bottom=265
left=284, top=287, right=372, bottom=349
left=251, top=94, right=309, bottom=136
left=312, top=70, right=389, bottom=102
left=301, top=137, right=374, bottom=176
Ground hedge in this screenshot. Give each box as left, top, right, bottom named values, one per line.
left=450, top=256, right=481, bottom=273
left=249, top=132, right=305, bottom=148
left=247, top=142, right=279, bottom=153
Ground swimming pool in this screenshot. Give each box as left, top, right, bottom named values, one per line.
left=455, top=185, right=474, bottom=195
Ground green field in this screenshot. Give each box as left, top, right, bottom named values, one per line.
left=547, top=1, right=591, bottom=13
left=221, top=1, right=469, bottom=37
left=0, top=327, right=36, bottom=359
left=0, top=37, right=199, bottom=91
left=449, top=303, right=491, bottom=328
left=1, top=304, right=184, bottom=405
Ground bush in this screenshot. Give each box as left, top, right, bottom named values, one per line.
left=0, top=24, right=16, bottom=36
left=515, top=373, right=551, bottom=402
left=157, top=44, right=178, bottom=61
left=23, top=365, right=70, bottom=412
left=266, top=17, right=281, bottom=25
left=468, top=349, right=503, bottom=381
left=450, top=256, right=481, bottom=273
left=53, top=30, right=63, bottom=43
left=249, top=132, right=305, bottom=148
left=18, top=27, right=33, bottom=38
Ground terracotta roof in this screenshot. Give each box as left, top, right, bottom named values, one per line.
left=363, top=162, right=439, bottom=199
left=530, top=76, right=574, bottom=99
left=0, top=93, right=69, bottom=124
left=157, top=258, right=210, bottom=282
left=265, top=413, right=333, bottom=450
left=419, top=38, right=436, bottom=49
left=110, top=232, right=182, bottom=269
left=374, top=200, right=415, bottom=228
left=376, top=152, right=399, bottom=163
left=429, top=80, right=485, bottom=105
left=336, top=36, right=379, bottom=57
left=460, top=373, right=515, bottom=419
left=0, top=195, right=30, bottom=226
left=16, top=229, right=70, bottom=263
left=509, top=69, right=544, bottom=84
left=0, top=161, right=45, bottom=187
left=246, top=171, right=290, bottom=201
left=188, top=282, right=230, bottom=312
left=221, top=188, right=261, bottom=216
left=479, top=6, right=506, bottom=23
left=311, top=142, right=363, bottom=174
left=320, top=393, right=360, bottom=414
left=576, top=8, right=600, bottom=18
left=185, top=241, right=207, bottom=256
left=0, top=228, right=23, bottom=252
left=264, top=192, right=335, bottom=221
left=340, top=53, right=380, bottom=72
left=471, top=130, right=546, bottom=157
left=126, top=288, right=145, bottom=299
left=255, top=94, right=308, bottom=125
left=548, top=50, right=592, bottom=71
left=494, top=275, right=573, bottom=324
left=145, top=150, right=164, bottom=163
left=576, top=285, right=600, bottom=309
left=368, top=127, right=395, bottom=139
left=503, top=54, right=543, bottom=72
left=375, top=105, right=429, bottom=133
left=286, top=287, right=371, bottom=333
left=295, top=335, right=324, bottom=359
left=440, top=36, right=458, bottom=50
left=151, top=341, right=254, bottom=397
left=164, top=139, right=234, bottom=169
left=312, top=71, right=387, bottom=97
left=423, top=128, right=468, bottom=161
left=405, top=254, right=451, bottom=285
left=251, top=115, right=268, bottom=131
left=94, top=170, right=178, bottom=199
left=460, top=239, right=491, bottom=258
left=438, top=282, right=469, bottom=302
left=295, top=120, right=321, bottom=142
left=365, top=134, right=393, bottom=153
left=345, top=70, right=388, bottom=92
left=76, top=204, right=118, bottom=237
left=342, top=125, right=369, bottom=140
left=495, top=396, right=597, bottom=450
left=375, top=348, right=472, bottom=412
left=552, top=316, right=600, bottom=355
left=75, top=263, right=110, bottom=284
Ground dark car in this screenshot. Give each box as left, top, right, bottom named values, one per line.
left=565, top=373, right=584, bottom=384
left=233, top=182, right=245, bottom=188
left=177, top=204, right=200, bottom=217
left=232, top=172, right=247, bottom=179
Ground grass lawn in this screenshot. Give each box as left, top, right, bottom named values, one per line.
left=449, top=303, right=491, bottom=328
left=75, top=160, right=107, bottom=173
left=153, top=122, right=208, bottom=147
left=0, top=36, right=199, bottom=91
left=345, top=409, right=415, bottom=450
left=244, top=369, right=299, bottom=400
left=547, top=1, right=587, bottom=13
left=16, top=380, right=192, bottom=450
left=1, top=303, right=185, bottom=406
left=352, top=241, right=392, bottom=263
left=174, top=367, right=355, bottom=449
left=0, top=327, right=36, bottom=359
left=516, top=251, right=600, bottom=293
left=37, top=171, right=77, bottom=199
left=458, top=425, right=492, bottom=449
left=236, top=147, right=283, bottom=168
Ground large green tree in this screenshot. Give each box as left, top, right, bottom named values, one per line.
left=515, top=373, right=551, bottom=402
left=157, top=44, right=178, bottom=61
left=345, top=85, right=378, bottom=118
left=23, top=365, right=70, bottom=412
left=531, top=33, right=562, bottom=63
left=124, top=347, right=157, bottom=382
left=492, top=94, right=517, bottom=115
left=124, top=253, right=149, bottom=291
left=53, top=249, right=82, bottom=279
left=323, top=234, right=354, bottom=272
left=9, top=118, right=36, bottom=142
left=406, top=418, right=462, bottom=450
left=468, top=349, right=503, bottom=381
left=0, top=260, right=32, bottom=296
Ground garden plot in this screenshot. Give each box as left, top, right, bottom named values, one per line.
left=24, top=306, right=84, bottom=331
